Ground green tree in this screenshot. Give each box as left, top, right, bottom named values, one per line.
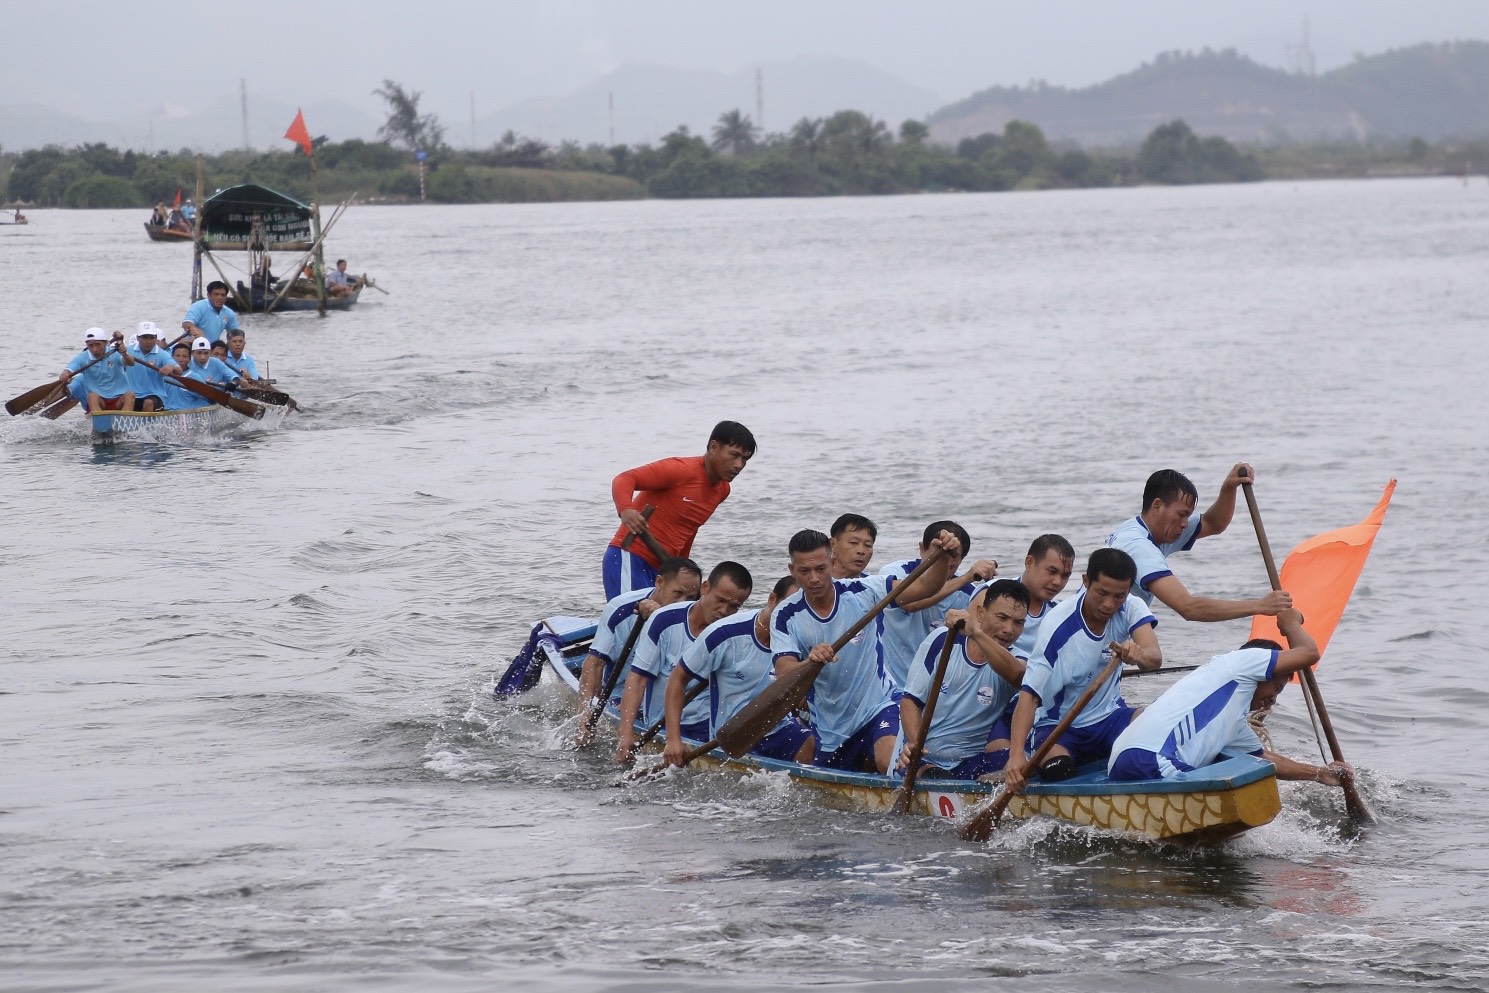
left=899, top=119, right=929, bottom=145
left=994, top=120, right=1052, bottom=180
left=789, top=117, right=823, bottom=162
left=373, top=80, right=446, bottom=151
left=711, top=109, right=760, bottom=156
left=64, top=175, right=142, bottom=208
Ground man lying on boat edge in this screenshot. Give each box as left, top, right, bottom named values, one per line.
left=1108, top=608, right=1352, bottom=786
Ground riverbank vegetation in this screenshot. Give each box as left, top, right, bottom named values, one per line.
left=2, top=113, right=1483, bottom=208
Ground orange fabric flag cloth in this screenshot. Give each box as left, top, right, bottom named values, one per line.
left=1250, top=480, right=1396, bottom=661
left=284, top=109, right=313, bottom=156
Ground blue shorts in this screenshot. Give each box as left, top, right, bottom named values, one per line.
left=815, top=703, right=899, bottom=772
left=679, top=718, right=709, bottom=743
left=1109, top=746, right=1164, bottom=782
left=753, top=718, right=813, bottom=761
left=986, top=696, right=1020, bottom=746
left=603, top=545, right=657, bottom=601
left=946, top=748, right=1011, bottom=779
left=1032, top=704, right=1137, bottom=766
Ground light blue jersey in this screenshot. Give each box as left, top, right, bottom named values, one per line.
left=877, top=557, right=976, bottom=692
left=1022, top=590, right=1157, bottom=731
left=680, top=608, right=787, bottom=737
left=125, top=344, right=178, bottom=397
left=223, top=351, right=260, bottom=379
left=588, top=587, right=654, bottom=708
left=771, top=575, right=897, bottom=753
left=632, top=600, right=710, bottom=728
left=1109, top=647, right=1277, bottom=777
left=183, top=356, right=239, bottom=388
left=902, top=626, right=1022, bottom=770
left=183, top=299, right=240, bottom=342
left=1106, top=515, right=1202, bottom=605
left=1011, top=596, right=1054, bottom=660
left=67, top=348, right=131, bottom=399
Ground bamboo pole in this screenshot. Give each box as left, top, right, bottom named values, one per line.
left=309, top=149, right=327, bottom=317
left=263, top=199, right=350, bottom=315
left=191, top=155, right=205, bottom=301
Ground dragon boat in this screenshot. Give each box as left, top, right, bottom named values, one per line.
left=88, top=402, right=287, bottom=438
left=527, top=614, right=1283, bottom=843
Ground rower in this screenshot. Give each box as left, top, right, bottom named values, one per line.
left=223, top=329, right=262, bottom=383
left=161, top=342, right=203, bottom=410
left=59, top=328, right=133, bottom=415
left=878, top=519, right=997, bottom=694
left=573, top=557, right=702, bottom=747
left=895, top=579, right=1030, bottom=780
left=616, top=561, right=753, bottom=764
left=326, top=258, right=356, bottom=297
left=1109, top=609, right=1352, bottom=787
left=603, top=421, right=756, bottom=599
left=1106, top=466, right=1292, bottom=622
left=124, top=322, right=180, bottom=412
left=828, top=513, right=877, bottom=578
left=1010, top=533, right=1076, bottom=659
left=1003, top=548, right=1163, bottom=792
left=771, top=528, right=958, bottom=774
left=661, top=575, right=815, bottom=767
left=181, top=280, right=242, bottom=344
left=183, top=337, right=243, bottom=390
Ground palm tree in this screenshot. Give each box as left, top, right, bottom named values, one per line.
left=711, top=109, right=759, bottom=156
left=789, top=117, right=822, bottom=162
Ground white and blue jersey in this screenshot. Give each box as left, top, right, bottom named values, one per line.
left=125, top=344, right=177, bottom=397
left=183, top=356, right=239, bottom=388
left=1010, top=596, right=1054, bottom=660
left=183, top=299, right=240, bottom=342
left=1110, top=647, right=1277, bottom=777
left=877, top=557, right=976, bottom=692
left=67, top=348, right=131, bottom=399
left=680, top=608, right=785, bottom=738
left=1106, top=515, right=1202, bottom=605
left=632, top=601, right=710, bottom=728
left=588, top=587, right=654, bottom=707
left=902, top=626, right=1022, bottom=770
left=1022, top=590, right=1157, bottom=731
left=223, top=351, right=260, bottom=379
left=771, top=575, right=897, bottom=754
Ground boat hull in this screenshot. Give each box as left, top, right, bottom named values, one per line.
left=88, top=404, right=271, bottom=436
left=528, top=615, right=1280, bottom=843
left=144, top=222, right=192, bottom=242
left=234, top=281, right=362, bottom=313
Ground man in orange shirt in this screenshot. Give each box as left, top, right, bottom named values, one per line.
left=604, top=421, right=756, bottom=599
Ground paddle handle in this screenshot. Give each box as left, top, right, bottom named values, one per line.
left=619, top=505, right=654, bottom=551
left=961, top=653, right=1122, bottom=840
left=831, top=547, right=947, bottom=655
left=584, top=616, right=648, bottom=742
left=894, top=620, right=963, bottom=814
left=1241, top=476, right=1374, bottom=824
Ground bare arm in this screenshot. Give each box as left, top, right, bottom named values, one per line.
left=896, top=696, right=924, bottom=772
left=612, top=671, right=648, bottom=764
left=1147, top=574, right=1291, bottom=623
left=1002, top=691, right=1040, bottom=793
left=662, top=666, right=693, bottom=766
left=1273, top=609, right=1321, bottom=677
left=1264, top=751, right=1352, bottom=785
left=896, top=558, right=997, bottom=613
left=1114, top=622, right=1163, bottom=672
left=1198, top=462, right=1250, bottom=538
left=963, top=625, right=1026, bottom=686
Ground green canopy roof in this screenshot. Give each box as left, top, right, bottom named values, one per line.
left=200, top=184, right=314, bottom=251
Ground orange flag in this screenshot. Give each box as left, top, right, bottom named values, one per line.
left=1249, top=480, right=1396, bottom=661
left=284, top=109, right=314, bottom=156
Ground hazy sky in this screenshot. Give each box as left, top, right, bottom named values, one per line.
left=4, top=0, right=1484, bottom=121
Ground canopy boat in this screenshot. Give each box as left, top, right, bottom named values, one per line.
left=144, top=222, right=192, bottom=242
left=525, top=614, right=1282, bottom=844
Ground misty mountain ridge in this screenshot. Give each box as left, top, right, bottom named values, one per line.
left=929, top=41, right=1488, bottom=146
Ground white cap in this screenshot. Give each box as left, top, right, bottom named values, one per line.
left=191, top=338, right=211, bottom=351
left=136, top=321, right=160, bottom=336
left=84, top=328, right=109, bottom=343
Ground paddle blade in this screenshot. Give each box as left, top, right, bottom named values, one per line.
left=714, top=660, right=823, bottom=758
left=958, top=791, right=1010, bottom=842
left=42, top=398, right=79, bottom=420
left=7, top=380, right=65, bottom=416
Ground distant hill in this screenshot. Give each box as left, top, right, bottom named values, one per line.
left=929, top=41, right=1489, bottom=147
left=476, top=56, right=944, bottom=146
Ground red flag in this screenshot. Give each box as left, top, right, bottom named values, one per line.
left=1249, top=480, right=1396, bottom=662
left=173, top=188, right=182, bottom=209
left=284, top=109, right=314, bottom=156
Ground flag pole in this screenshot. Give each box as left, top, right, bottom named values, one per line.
left=309, top=142, right=327, bottom=317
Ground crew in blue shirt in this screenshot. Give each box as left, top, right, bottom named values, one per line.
left=1109, top=609, right=1352, bottom=788
left=1004, top=548, right=1164, bottom=793
left=878, top=519, right=997, bottom=695
left=183, top=338, right=242, bottom=389
left=181, top=281, right=241, bottom=344
left=124, top=323, right=180, bottom=412
left=1106, top=466, right=1291, bottom=621
left=1009, top=534, right=1076, bottom=659
left=223, top=329, right=261, bottom=381
left=59, top=328, right=133, bottom=413
left=573, top=558, right=702, bottom=748
left=771, top=528, right=957, bottom=774
left=664, top=575, right=814, bottom=766
left=617, top=561, right=752, bottom=764
left=159, top=342, right=207, bottom=410
left=894, top=579, right=1031, bottom=781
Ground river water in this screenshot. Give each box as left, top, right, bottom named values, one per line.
left=1, top=178, right=1486, bottom=992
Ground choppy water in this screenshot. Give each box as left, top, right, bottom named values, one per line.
left=1, top=178, right=1486, bottom=992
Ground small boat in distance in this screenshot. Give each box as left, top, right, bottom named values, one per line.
left=525, top=614, right=1284, bottom=844
left=144, top=222, right=192, bottom=242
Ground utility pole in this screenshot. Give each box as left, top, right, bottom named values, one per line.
left=755, top=68, right=763, bottom=131
left=240, top=78, right=250, bottom=149
left=470, top=90, right=476, bottom=149
left=608, top=90, right=615, bottom=145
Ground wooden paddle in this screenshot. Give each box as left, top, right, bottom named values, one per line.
left=892, top=620, right=965, bottom=814
left=622, top=504, right=669, bottom=562
left=620, top=504, right=656, bottom=554
left=959, top=652, right=1123, bottom=842
left=579, top=612, right=649, bottom=747
left=42, top=396, right=79, bottom=419
left=131, top=357, right=265, bottom=420
left=1240, top=470, right=1375, bottom=824
left=240, top=385, right=298, bottom=411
